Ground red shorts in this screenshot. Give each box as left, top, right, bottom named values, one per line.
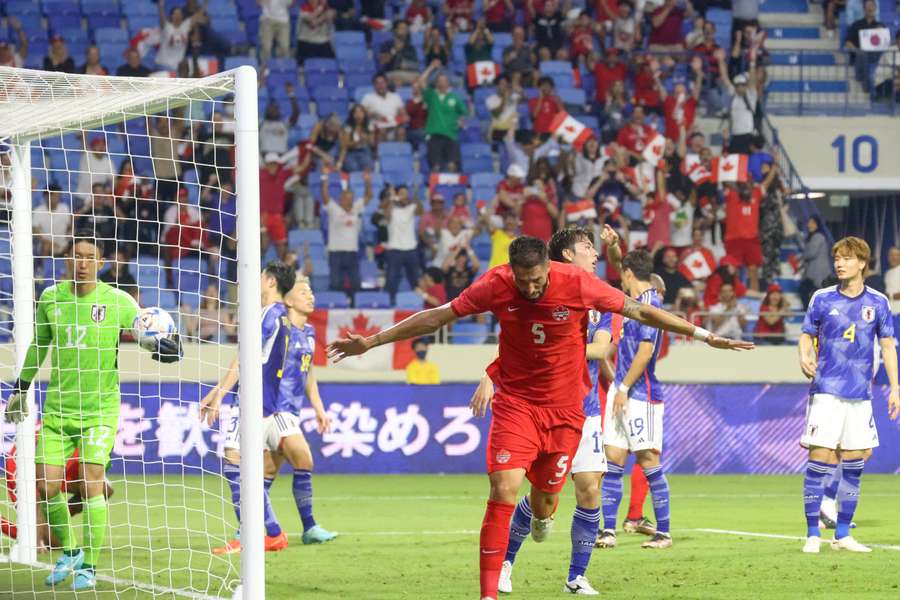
left=724, top=238, right=763, bottom=267
left=5, top=448, right=80, bottom=503
left=263, top=212, right=287, bottom=243
left=486, top=393, right=584, bottom=494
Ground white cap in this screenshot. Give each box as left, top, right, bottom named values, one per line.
left=507, top=164, right=526, bottom=178
left=264, top=152, right=283, bottom=164
left=733, top=73, right=749, bottom=85
left=485, top=94, right=502, bottom=111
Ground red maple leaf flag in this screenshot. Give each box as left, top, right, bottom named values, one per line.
left=309, top=309, right=416, bottom=370
left=564, top=199, right=598, bottom=222
left=686, top=161, right=713, bottom=185
left=467, top=61, right=500, bottom=87
left=679, top=249, right=716, bottom=280
left=641, top=133, right=667, bottom=167
left=548, top=111, right=594, bottom=151
left=712, top=153, right=749, bottom=183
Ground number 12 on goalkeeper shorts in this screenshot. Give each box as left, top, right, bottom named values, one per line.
left=83, top=426, right=114, bottom=464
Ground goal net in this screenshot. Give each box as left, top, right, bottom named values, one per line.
left=0, top=66, right=264, bottom=598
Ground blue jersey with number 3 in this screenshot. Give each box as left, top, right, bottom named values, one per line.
left=278, top=323, right=316, bottom=412
left=261, top=302, right=291, bottom=417
left=614, top=288, right=664, bottom=403
left=801, top=285, right=893, bottom=400
left=583, top=311, right=608, bottom=417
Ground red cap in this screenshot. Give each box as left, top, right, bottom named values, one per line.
left=178, top=188, right=189, bottom=198
left=720, top=255, right=740, bottom=268
left=767, top=282, right=782, bottom=294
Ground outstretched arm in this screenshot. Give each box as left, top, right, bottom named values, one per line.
left=621, top=297, right=754, bottom=350
left=328, top=305, right=459, bottom=361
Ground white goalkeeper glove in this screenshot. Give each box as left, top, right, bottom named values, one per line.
left=4, top=390, right=27, bottom=424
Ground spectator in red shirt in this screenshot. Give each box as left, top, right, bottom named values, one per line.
left=405, top=0, right=433, bottom=32
left=416, top=266, right=448, bottom=309
left=569, top=11, right=599, bottom=65
left=679, top=226, right=717, bottom=281
left=754, top=282, right=788, bottom=344
left=444, top=0, right=475, bottom=34
left=590, top=48, right=627, bottom=105
left=163, top=188, right=210, bottom=263
left=633, top=57, right=664, bottom=113
left=723, top=171, right=777, bottom=292
left=258, top=151, right=292, bottom=260
left=529, top=76, right=565, bottom=138
left=703, top=255, right=747, bottom=307
left=594, top=0, right=619, bottom=23
left=405, top=84, right=428, bottom=150
left=615, top=105, right=656, bottom=162
left=520, top=158, right=560, bottom=241
left=495, top=163, right=526, bottom=218
left=656, top=57, right=703, bottom=141
left=644, top=192, right=674, bottom=252
left=648, top=0, right=692, bottom=52
left=484, top=0, right=514, bottom=32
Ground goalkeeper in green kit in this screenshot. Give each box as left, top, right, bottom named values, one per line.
left=4, top=232, right=183, bottom=591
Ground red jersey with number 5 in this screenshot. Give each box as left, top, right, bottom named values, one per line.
left=451, top=261, right=626, bottom=409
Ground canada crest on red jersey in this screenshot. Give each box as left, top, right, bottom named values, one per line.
left=552, top=305, right=570, bottom=321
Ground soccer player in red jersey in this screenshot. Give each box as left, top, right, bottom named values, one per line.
left=328, top=236, right=752, bottom=600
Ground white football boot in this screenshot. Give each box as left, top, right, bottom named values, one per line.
left=498, top=560, right=513, bottom=594
left=831, top=536, right=871, bottom=553
left=564, top=575, right=600, bottom=595
left=802, top=536, right=821, bottom=553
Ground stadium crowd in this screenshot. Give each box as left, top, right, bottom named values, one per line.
left=3, top=0, right=899, bottom=345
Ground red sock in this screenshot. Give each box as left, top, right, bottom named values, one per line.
left=627, top=463, right=649, bottom=521
left=0, top=515, right=17, bottom=540
left=479, top=499, right=515, bottom=599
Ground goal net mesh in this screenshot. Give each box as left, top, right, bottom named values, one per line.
left=0, top=66, right=251, bottom=598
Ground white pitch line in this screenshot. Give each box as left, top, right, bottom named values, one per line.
left=692, top=528, right=900, bottom=551
left=30, top=560, right=230, bottom=600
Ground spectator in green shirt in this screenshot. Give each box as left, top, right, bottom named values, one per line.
left=416, top=60, right=470, bottom=172
left=464, top=19, right=494, bottom=64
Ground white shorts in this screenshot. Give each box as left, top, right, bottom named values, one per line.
left=603, top=384, right=664, bottom=453
left=263, top=412, right=303, bottom=452
left=571, top=415, right=608, bottom=474
left=222, top=405, right=241, bottom=452
left=801, top=394, right=879, bottom=451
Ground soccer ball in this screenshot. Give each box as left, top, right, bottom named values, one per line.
left=133, top=307, right=177, bottom=351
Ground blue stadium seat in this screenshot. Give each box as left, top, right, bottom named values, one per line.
left=354, top=291, right=391, bottom=308
left=6, top=0, right=42, bottom=16
left=81, top=0, right=120, bottom=15
left=540, top=60, right=576, bottom=76
left=460, top=143, right=492, bottom=159
left=378, top=142, right=413, bottom=158
left=288, top=228, right=325, bottom=247
left=268, top=57, right=296, bottom=73
left=93, top=27, right=128, bottom=44
left=180, top=292, right=202, bottom=311
left=224, top=56, right=258, bottom=70
left=42, top=0, right=81, bottom=16
left=470, top=172, right=503, bottom=189
left=311, top=86, right=348, bottom=103
left=451, top=321, right=489, bottom=344
left=353, top=85, right=374, bottom=104
left=394, top=291, right=423, bottom=309
left=334, top=44, right=369, bottom=64
left=461, top=155, right=494, bottom=174
left=558, top=88, right=587, bottom=107
left=334, top=30, right=365, bottom=47
left=315, top=291, right=350, bottom=309
left=305, top=57, right=339, bottom=74
left=87, top=15, right=121, bottom=32
left=306, top=71, right=341, bottom=90
left=380, top=155, right=412, bottom=174
left=315, top=100, right=349, bottom=120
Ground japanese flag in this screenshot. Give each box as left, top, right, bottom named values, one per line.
left=564, top=199, right=598, bottom=222
left=309, top=309, right=416, bottom=370
left=713, top=154, right=749, bottom=183
left=860, top=27, right=891, bottom=51
left=549, top=112, right=594, bottom=151
left=642, top=133, right=667, bottom=167
left=467, top=61, right=500, bottom=87
left=679, top=249, right=715, bottom=280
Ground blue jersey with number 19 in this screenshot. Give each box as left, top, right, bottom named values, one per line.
left=614, top=288, right=664, bottom=403
left=583, top=311, right=608, bottom=417
left=278, top=323, right=316, bottom=412
left=801, top=285, right=893, bottom=400
left=261, top=302, right=291, bottom=417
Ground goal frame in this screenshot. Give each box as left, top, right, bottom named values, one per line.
left=1, top=65, right=264, bottom=599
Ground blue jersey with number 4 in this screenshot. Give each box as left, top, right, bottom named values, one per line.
left=802, top=285, right=893, bottom=400
left=261, top=302, right=291, bottom=417
left=583, top=311, right=608, bottom=417
left=278, top=323, right=316, bottom=412
left=614, top=288, right=664, bottom=403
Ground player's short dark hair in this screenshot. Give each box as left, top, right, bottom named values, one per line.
left=548, top=227, right=593, bottom=262
left=263, top=261, right=297, bottom=296
left=424, top=266, right=444, bottom=284
left=70, top=229, right=102, bottom=255
left=621, top=249, right=653, bottom=282
left=509, top=236, right=548, bottom=269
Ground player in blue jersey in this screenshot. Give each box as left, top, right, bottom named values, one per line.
left=597, top=249, right=673, bottom=550
left=798, top=237, right=898, bottom=554
left=474, top=227, right=617, bottom=596
left=200, top=261, right=295, bottom=554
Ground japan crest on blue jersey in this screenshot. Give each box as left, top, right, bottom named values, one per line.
left=802, top=285, right=893, bottom=400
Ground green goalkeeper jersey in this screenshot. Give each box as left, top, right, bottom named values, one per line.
left=20, top=280, right=141, bottom=429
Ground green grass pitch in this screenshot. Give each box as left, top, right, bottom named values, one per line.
left=1, top=474, right=899, bottom=599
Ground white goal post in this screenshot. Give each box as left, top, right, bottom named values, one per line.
left=0, top=65, right=264, bottom=598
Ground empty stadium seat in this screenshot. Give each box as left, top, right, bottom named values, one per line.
left=315, top=291, right=350, bottom=309
left=451, top=321, right=489, bottom=344
left=354, top=291, right=391, bottom=308
left=394, top=291, right=423, bottom=310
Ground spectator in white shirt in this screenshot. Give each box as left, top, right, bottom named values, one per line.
left=320, top=172, right=373, bottom=294
left=156, top=0, right=194, bottom=71
left=707, top=282, right=748, bottom=339
left=259, top=84, right=300, bottom=156
left=258, top=0, right=293, bottom=65
left=76, top=137, right=116, bottom=201
left=362, top=74, right=409, bottom=143
left=32, top=185, right=72, bottom=257
left=383, top=185, right=424, bottom=299
left=431, top=215, right=473, bottom=267
left=885, top=246, right=900, bottom=315
left=296, top=0, right=336, bottom=64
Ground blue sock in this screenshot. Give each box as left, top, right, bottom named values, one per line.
left=292, top=469, right=316, bottom=532
left=643, top=465, right=671, bottom=534
left=223, top=462, right=241, bottom=525
left=263, top=477, right=282, bottom=538
left=803, top=459, right=831, bottom=538
left=823, top=463, right=840, bottom=501
left=601, top=462, right=625, bottom=531
left=504, top=496, right=532, bottom=564
left=836, top=458, right=864, bottom=539
left=568, top=506, right=600, bottom=581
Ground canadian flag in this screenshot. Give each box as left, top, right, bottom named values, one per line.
left=681, top=153, right=701, bottom=174
left=564, top=199, right=598, bottom=222
left=628, top=230, right=649, bottom=251
left=429, top=172, right=468, bottom=194
left=467, top=61, right=500, bottom=87
left=686, top=161, right=713, bottom=185
left=309, top=309, right=415, bottom=370
left=549, top=112, right=594, bottom=151
left=360, top=16, right=392, bottom=30
left=642, top=133, right=666, bottom=167
left=679, top=248, right=716, bottom=281
left=860, top=27, right=891, bottom=51
left=129, top=27, right=160, bottom=58
left=712, top=154, right=749, bottom=183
